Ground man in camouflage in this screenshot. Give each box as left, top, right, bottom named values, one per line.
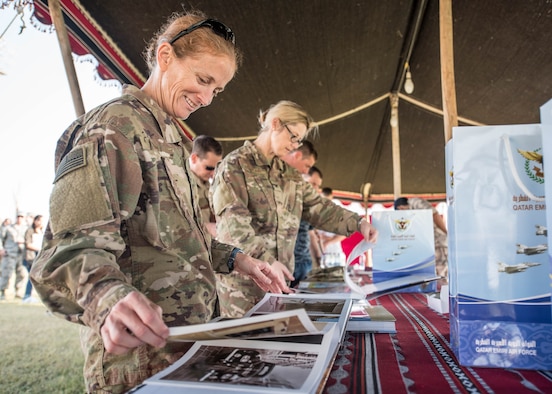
left=0, top=213, right=28, bottom=300
left=281, top=141, right=321, bottom=287
left=188, top=135, right=223, bottom=237
left=282, top=140, right=317, bottom=175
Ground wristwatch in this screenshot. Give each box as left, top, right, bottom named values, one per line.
left=227, top=247, right=244, bottom=272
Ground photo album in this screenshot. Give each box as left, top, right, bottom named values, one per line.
left=131, top=295, right=353, bottom=394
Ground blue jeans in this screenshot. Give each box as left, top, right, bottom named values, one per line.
left=23, top=259, right=33, bottom=298
left=291, top=260, right=312, bottom=288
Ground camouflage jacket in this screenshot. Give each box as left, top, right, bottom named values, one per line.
left=192, top=171, right=215, bottom=226
left=211, top=140, right=361, bottom=270
left=30, top=85, right=235, bottom=392
left=1, top=223, right=27, bottom=255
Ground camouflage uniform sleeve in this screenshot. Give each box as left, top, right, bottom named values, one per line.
left=301, top=180, right=361, bottom=236
left=410, top=197, right=435, bottom=212
left=211, top=156, right=277, bottom=264
left=210, top=239, right=235, bottom=273
left=30, top=105, right=143, bottom=332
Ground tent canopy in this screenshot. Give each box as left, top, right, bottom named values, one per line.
left=30, top=0, right=552, bottom=201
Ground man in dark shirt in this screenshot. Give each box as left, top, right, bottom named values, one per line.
left=290, top=166, right=323, bottom=287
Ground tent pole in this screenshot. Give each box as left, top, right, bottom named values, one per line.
left=48, top=0, right=85, bottom=117
left=439, top=0, right=458, bottom=142
left=390, top=94, right=401, bottom=199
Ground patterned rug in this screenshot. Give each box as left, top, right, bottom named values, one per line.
left=323, top=293, right=552, bottom=393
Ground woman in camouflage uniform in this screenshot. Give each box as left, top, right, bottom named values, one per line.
left=211, top=100, right=378, bottom=317
left=30, top=10, right=288, bottom=393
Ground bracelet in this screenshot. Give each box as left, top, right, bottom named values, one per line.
left=227, top=247, right=244, bottom=273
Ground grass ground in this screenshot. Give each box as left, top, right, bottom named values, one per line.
left=0, top=300, right=86, bottom=393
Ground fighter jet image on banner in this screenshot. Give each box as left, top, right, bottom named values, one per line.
left=497, top=262, right=541, bottom=274
left=535, top=225, right=547, bottom=236
left=516, top=244, right=548, bottom=256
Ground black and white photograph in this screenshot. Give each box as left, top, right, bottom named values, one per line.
left=161, top=345, right=318, bottom=389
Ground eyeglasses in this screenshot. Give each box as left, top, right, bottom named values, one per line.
left=284, top=124, right=304, bottom=147
left=205, top=165, right=216, bottom=171
left=169, top=19, right=236, bottom=45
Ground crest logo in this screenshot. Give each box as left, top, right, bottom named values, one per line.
left=517, top=148, right=544, bottom=184
left=394, top=218, right=411, bottom=232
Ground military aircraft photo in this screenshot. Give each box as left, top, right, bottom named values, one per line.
left=497, top=262, right=541, bottom=274
left=516, top=244, right=548, bottom=256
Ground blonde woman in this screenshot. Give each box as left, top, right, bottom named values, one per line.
left=212, top=100, right=378, bottom=317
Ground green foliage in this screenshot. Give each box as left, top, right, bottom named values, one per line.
left=0, top=302, right=86, bottom=394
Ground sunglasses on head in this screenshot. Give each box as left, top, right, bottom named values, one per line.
left=169, top=19, right=235, bottom=45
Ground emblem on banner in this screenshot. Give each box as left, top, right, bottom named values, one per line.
left=517, top=148, right=544, bottom=183
left=394, top=218, right=411, bottom=232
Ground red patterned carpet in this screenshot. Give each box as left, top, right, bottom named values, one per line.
left=323, top=293, right=552, bottom=393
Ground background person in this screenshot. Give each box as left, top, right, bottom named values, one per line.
left=321, top=187, right=342, bottom=206
left=316, top=187, right=347, bottom=268
left=22, top=214, right=43, bottom=302
left=282, top=143, right=319, bottom=287
left=290, top=166, right=324, bottom=287
left=189, top=134, right=223, bottom=237
left=282, top=139, right=317, bottom=175
left=30, top=11, right=288, bottom=393
left=211, top=100, right=378, bottom=317
left=0, top=213, right=27, bottom=300
left=0, top=218, right=10, bottom=278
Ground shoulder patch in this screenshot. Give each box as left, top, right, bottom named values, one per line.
left=53, top=146, right=86, bottom=183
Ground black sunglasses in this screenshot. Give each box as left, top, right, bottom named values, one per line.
left=169, top=19, right=235, bottom=45
left=205, top=165, right=216, bottom=171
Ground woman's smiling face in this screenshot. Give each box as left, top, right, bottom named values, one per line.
left=160, top=50, right=236, bottom=119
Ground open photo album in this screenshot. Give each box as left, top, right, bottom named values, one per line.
left=131, top=295, right=353, bottom=394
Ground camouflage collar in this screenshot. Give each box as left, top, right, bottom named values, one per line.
left=122, top=85, right=182, bottom=144
left=243, top=140, right=285, bottom=172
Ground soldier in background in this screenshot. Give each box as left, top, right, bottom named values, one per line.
left=282, top=142, right=319, bottom=287
left=0, top=213, right=28, bottom=300
left=189, top=135, right=223, bottom=237
left=282, top=139, right=317, bottom=175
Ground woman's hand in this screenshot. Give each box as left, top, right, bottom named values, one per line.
left=100, top=292, right=169, bottom=355
left=359, top=218, right=378, bottom=244
left=234, top=254, right=293, bottom=293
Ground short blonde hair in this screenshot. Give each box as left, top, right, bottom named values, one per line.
left=257, top=100, right=318, bottom=137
